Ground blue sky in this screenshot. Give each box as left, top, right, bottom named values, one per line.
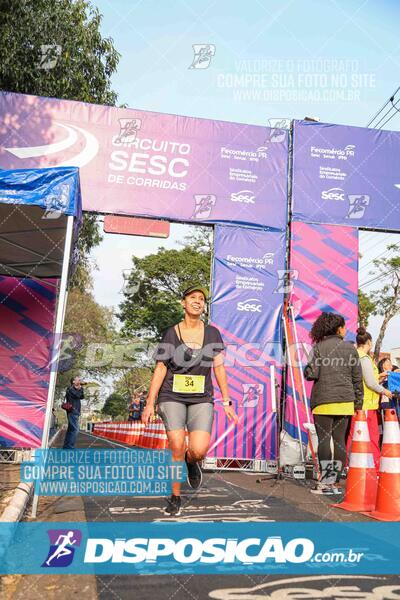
left=91, top=0, right=400, bottom=351
left=95, top=0, right=400, bottom=128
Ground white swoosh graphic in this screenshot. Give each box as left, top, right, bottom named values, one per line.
left=4, top=122, right=78, bottom=157
left=56, top=123, right=99, bottom=168
left=395, top=184, right=400, bottom=189
left=4, top=122, right=99, bottom=168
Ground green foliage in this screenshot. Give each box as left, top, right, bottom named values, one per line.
left=102, top=392, right=128, bottom=420
left=0, top=0, right=120, bottom=105
left=358, top=290, right=376, bottom=328
left=362, top=244, right=400, bottom=358
left=55, top=288, right=118, bottom=399
left=113, top=368, right=152, bottom=399
left=118, top=228, right=212, bottom=340
left=0, top=0, right=119, bottom=291
left=71, top=214, right=103, bottom=292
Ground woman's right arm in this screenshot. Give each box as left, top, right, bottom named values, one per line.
left=360, top=356, right=391, bottom=398
left=141, top=362, right=167, bottom=424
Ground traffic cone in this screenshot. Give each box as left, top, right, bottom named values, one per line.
left=333, top=410, right=378, bottom=512
left=364, top=409, right=400, bottom=521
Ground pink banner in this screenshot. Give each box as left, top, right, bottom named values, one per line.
left=284, top=222, right=359, bottom=441
left=0, top=276, right=57, bottom=447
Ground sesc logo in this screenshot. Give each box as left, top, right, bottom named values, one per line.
left=210, top=575, right=399, bottom=599
left=230, top=190, right=256, bottom=204
left=321, top=188, right=345, bottom=201
left=237, top=298, right=262, bottom=313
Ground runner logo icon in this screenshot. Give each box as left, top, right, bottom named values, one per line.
left=115, top=118, right=142, bottom=144
left=42, top=529, right=82, bottom=568
left=347, top=194, right=370, bottom=219
left=242, top=383, right=264, bottom=407
left=189, top=44, right=216, bottom=69
left=192, top=194, right=217, bottom=219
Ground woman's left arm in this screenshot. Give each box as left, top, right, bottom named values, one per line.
left=213, top=354, right=239, bottom=424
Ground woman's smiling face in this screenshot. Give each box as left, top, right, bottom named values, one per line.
left=182, top=290, right=206, bottom=317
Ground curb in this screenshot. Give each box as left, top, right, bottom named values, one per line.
left=0, top=482, right=33, bottom=522
left=0, top=428, right=63, bottom=523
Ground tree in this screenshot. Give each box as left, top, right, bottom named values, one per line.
left=118, top=229, right=212, bottom=340
left=102, top=393, right=128, bottom=421
left=0, top=0, right=119, bottom=105
left=363, top=244, right=400, bottom=359
left=70, top=215, right=103, bottom=292
left=55, top=287, right=118, bottom=400
left=113, top=368, right=152, bottom=400
left=358, top=290, right=376, bottom=328
left=0, top=0, right=120, bottom=287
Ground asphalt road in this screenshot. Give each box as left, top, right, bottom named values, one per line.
left=45, top=431, right=399, bottom=600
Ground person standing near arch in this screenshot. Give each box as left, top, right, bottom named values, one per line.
left=304, top=312, right=364, bottom=494
left=62, top=376, right=85, bottom=450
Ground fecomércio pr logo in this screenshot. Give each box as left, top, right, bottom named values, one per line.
left=42, top=529, right=82, bottom=568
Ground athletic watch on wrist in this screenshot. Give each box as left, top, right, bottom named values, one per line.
left=222, top=398, right=232, bottom=406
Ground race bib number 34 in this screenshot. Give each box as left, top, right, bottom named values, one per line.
left=172, top=374, right=205, bottom=394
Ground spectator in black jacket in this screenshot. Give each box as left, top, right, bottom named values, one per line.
left=62, top=376, right=85, bottom=449
left=304, top=312, right=363, bottom=495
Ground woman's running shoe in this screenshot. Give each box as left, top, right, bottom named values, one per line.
left=164, top=495, right=181, bottom=516
left=185, top=452, right=203, bottom=490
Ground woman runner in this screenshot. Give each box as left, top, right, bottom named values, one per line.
left=142, top=284, right=238, bottom=517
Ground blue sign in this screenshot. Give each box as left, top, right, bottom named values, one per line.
left=292, top=120, right=400, bottom=231
left=0, top=522, right=399, bottom=575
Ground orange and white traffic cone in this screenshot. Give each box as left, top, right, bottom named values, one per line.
left=333, top=410, right=378, bottom=512
left=364, top=409, right=400, bottom=521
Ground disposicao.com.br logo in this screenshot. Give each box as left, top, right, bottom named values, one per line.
left=84, top=535, right=315, bottom=565
left=40, top=531, right=326, bottom=571
left=3, top=521, right=395, bottom=575
left=84, top=537, right=367, bottom=567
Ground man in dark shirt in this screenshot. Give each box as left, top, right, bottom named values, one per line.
left=62, top=376, right=84, bottom=449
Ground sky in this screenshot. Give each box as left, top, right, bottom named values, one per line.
left=89, top=0, right=400, bottom=351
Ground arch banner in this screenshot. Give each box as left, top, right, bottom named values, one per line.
left=292, top=119, right=400, bottom=230
left=0, top=91, right=288, bottom=230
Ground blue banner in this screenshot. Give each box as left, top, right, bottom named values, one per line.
left=209, top=225, right=286, bottom=460
left=0, top=522, right=399, bottom=574
left=212, top=225, right=286, bottom=351
left=292, top=120, right=400, bottom=231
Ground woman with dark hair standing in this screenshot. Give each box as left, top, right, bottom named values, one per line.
left=355, top=327, right=392, bottom=469
left=304, top=312, right=364, bottom=495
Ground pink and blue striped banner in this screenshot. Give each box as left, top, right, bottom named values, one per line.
left=284, top=221, right=359, bottom=441
left=0, top=276, right=57, bottom=447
